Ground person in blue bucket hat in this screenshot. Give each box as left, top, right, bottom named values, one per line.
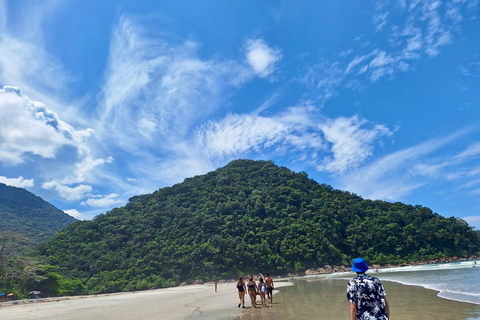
left=347, top=258, right=390, bottom=320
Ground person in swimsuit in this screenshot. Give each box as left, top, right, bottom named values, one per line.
left=257, top=277, right=267, bottom=307
left=265, top=273, right=274, bottom=305
left=246, top=276, right=258, bottom=308
left=236, top=276, right=246, bottom=308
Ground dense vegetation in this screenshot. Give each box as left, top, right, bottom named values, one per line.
left=0, top=183, right=77, bottom=253
left=35, top=160, right=479, bottom=294
left=0, top=183, right=77, bottom=298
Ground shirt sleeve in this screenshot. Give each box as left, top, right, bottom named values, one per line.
left=374, top=278, right=386, bottom=297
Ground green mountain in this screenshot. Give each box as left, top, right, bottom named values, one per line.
left=38, top=160, right=480, bottom=293
left=0, top=183, right=77, bottom=253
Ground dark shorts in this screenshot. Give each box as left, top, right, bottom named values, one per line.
left=238, top=287, right=244, bottom=292
left=267, top=287, right=273, bottom=295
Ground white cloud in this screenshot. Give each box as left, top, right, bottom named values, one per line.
left=196, top=106, right=324, bottom=160
left=245, top=39, right=282, bottom=77
left=318, top=116, right=392, bottom=174
left=0, top=86, right=93, bottom=165
left=462, top=215, right=480, bottom=229
left=64, top=209, right=81, bottom=219
left=345, top=54, right=372, bottom=75
left=81, top=193, right=124, bottom=208
left=71, top=156, right=115, bottom=185
left=195, top=108, right=391, bottom=176
left=42, top=180, right=92, bottom=201
left=0, top=175, right=34, bottom=188
left=197, top=114, right=288, bottom=158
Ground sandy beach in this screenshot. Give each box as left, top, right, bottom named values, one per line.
left=0, top=281, right=292, bottom=320
left=1, top=278, right=479, bottom=320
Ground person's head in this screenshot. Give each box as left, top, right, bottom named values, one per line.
left=238, top=276, right=243, bottom=281
left=259, top=277, right=264, bottom=282
left=249, top=276, right=253, bottom=281
left=266, top=273, right=269, bottom=277
left=351, top=257, right=369, bottom=274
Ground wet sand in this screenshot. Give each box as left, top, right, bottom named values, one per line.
left=1, top=279, right=479, bottom=320
left=229, top=278, right=480, bottom=320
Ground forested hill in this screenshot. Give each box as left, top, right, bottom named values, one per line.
left=39, top=160, right=479, bottom=293
left=0, top=183, right=77, bottom=252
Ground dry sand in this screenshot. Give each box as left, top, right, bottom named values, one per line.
left=0, top=281, right=292, bottom=320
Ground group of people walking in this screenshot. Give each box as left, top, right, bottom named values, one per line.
left=236, top=273, right=274, bottom=308
left=231, top=258, right=390, bottom=320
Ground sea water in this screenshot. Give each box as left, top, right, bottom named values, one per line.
left=348, top=260, right=480, bottom=305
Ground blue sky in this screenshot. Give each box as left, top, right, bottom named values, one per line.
left=1, top=1, right=479, bottom=228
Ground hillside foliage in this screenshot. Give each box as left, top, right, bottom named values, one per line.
left=36, top=160, right=479, bottom=294
left=0, top=183, right=78, bottom=298
left=0, top=183, right=77, bottom=253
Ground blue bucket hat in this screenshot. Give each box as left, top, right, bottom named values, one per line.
left=351, top=258, right=369, bottom=272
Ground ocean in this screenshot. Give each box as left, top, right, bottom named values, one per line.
left=337, top=260, right=480, bottom=305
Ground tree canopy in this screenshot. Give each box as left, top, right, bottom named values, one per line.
left=36, top=160, right=479, bottom=294
left=0, top=183, right=77, bottom=253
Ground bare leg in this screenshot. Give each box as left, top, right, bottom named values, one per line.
left=249, top=292, right=256, bottom=308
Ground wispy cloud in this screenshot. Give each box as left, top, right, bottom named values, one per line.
left=341, top=126, right=479, bottom=200
left=301, top=0, right=474, bottom=103
left=98, top=16, right=254, bottom=155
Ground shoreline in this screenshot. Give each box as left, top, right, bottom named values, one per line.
left=296, top=255, right=480, bottom=276
left=0, top=281, right=294, bottom=320
left=1, top=275, right=479, bottom=320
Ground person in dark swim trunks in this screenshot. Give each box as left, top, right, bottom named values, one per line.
left=246, top=276, right=258, bottom=308
left=236, top=276, right=246, bottom=308
left=265, top=273, right=274, bottom=305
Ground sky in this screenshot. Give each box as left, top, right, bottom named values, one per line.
left=0, top=0, right=479, bottom=228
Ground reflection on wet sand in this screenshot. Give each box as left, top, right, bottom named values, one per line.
left=232, top=278, right=480, bottom=320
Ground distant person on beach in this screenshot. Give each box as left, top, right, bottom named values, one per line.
left=247, top=276, right=258, bottom=308
left=214, top=279, right=218, bottom=292
left=236, top=276, right=246, bottom=308
left=265, top=273, right=274, bottom=305
left=257, top=277, right=267, bottom=307
left=347, top=258, right=390, bottom=320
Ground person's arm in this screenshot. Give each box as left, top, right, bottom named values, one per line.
left=385, top=297, right=390, bottom=318
left=350, top=302, right=356, bottom=320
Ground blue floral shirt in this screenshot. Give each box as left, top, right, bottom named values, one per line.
left=347, top=274, right=388, bottom=320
